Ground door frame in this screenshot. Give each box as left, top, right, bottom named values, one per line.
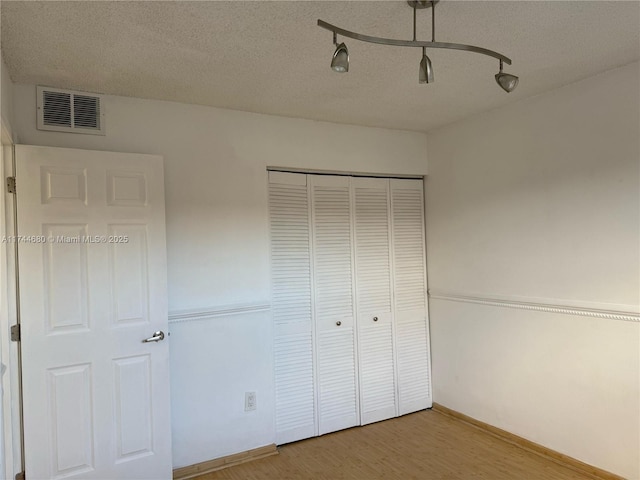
left=1, top=124, right=24, bottom=480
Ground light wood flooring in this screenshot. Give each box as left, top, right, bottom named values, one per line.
left=197, top=409, right=597, bottom=480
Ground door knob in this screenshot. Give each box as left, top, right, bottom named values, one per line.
left=336, top=321, right=342, bottom=326
left=142, top=331, right=165, bottom=343
left=373, top=317, right=378, bottom=322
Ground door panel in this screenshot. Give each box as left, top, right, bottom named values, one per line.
left=316, top=327, right=357, bottom=434
left=311, top=175, right=358, bottom=435
left=390, top=179, right=432, bottom=415
left=113, top=355, right=153, bottom=461
left=352, top=177, right=397, bottom=425
left=395, top=313, right=431, bottom=414
left=109, top=224, right=149, bottom=325
left=42, top=223, right=89, bottom=333
left=17, top=145, right=171, bottom=479
left=268, top=172, right=316, bottom=444
left=357, top=314, right=396, bottom=424
left=48, top=363, right=94, bottom=478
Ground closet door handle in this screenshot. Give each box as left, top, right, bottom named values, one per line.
left=336, top=321, right=342, bottom=326
left=373, top=317, right=378, bottom=322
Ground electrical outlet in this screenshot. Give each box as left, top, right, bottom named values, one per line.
left=245, top=392, right=256, bottom=412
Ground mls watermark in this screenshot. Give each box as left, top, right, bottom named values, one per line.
left=0, top=235, right=130, bottom=244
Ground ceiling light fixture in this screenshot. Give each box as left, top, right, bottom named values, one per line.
left=318, top=0, right=519, bottom=92
left=419, top=47, right=434, bottom=84
left=495, top=60, right=519, bottom=93
left=330, top=33, right=349, bottom=73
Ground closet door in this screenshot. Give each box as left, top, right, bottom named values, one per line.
left=353, top=177, right=397, bottom=425
left=390, top=179, right=432, bottom=415
left=310, top=175, right=359, bottom=435
left=269, top=172, right=315, bottom=444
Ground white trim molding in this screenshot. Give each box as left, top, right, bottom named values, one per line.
left=428, top=290, right=640, bottom=323
left=168, top=302, right=271, bottom=324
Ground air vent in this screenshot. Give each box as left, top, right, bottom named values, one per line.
left=37, top=86, right=105, bottom=135
left=43, top=91, right=71, bottom=127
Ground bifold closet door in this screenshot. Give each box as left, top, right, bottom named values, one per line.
left=390, top=179, right=432, bottom=414
left=352, top=177, right=398, bottom=425
left=310, top=175, right=359, bottom=435
left=270, top=172, right=432, bottom=445
left=269, top=171, right=315, bottom=445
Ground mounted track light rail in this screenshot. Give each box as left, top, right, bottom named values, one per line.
left=318, top=0, right=519, bottom=92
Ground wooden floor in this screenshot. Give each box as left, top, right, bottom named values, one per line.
left=197, top=409, right=595, bottom=480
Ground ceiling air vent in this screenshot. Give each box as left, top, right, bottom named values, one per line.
left=37, top=86, right=105, bottom=135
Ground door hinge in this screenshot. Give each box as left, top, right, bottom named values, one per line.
left=10, top=324, right=20, bottom=342
left=15, top=471, right=25, bottom=480
left=6, top=176, right=16, bottom=194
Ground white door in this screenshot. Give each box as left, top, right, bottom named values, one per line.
left=390, top=179, right=432, bottom=415
left=352, top=177, right=397, bottom=425
left=310, top=175, right=359, bottom=436
left=269, top=171, right=316, bottom=445
left=16, top=145, right=172, bottom=479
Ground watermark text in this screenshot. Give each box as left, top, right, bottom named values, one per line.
left=0, top=235, right=130, bottom=244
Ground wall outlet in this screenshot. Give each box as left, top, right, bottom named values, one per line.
left=245, top=392, right=257, bottom=411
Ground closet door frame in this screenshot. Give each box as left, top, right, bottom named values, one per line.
left=269, top=169, right=431, bottom=444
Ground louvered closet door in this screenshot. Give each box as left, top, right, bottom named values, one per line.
left=390, top=179, right=432, bottom=415
left=353, top=177, right=397, bottom=425
left=311, top=175, right=359, bottom=435
left=269, top=171, right=315, bottom=445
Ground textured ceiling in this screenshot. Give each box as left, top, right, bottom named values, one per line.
left=1, top=1, right=639, bottom=132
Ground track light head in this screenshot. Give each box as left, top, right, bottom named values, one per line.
left=419, top=49, right=434, bottom=84
left=331, top=42, right=349, bottom=73
left=495, top=60, right=518, bottom=92
left=495, top=72, right=519, bottom=92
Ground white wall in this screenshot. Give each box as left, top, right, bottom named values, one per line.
left=11, top=86, right=428, bottom=468
left=426, top=62, right=640, bottom=479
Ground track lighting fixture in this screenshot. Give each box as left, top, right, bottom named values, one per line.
left=495, top=60, right=519, bottom=93
left=319, top=0, right=519, bottom=92
left=419, top=47, right=433, bottom=84
left=331, top=33, right=349, bottom=73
